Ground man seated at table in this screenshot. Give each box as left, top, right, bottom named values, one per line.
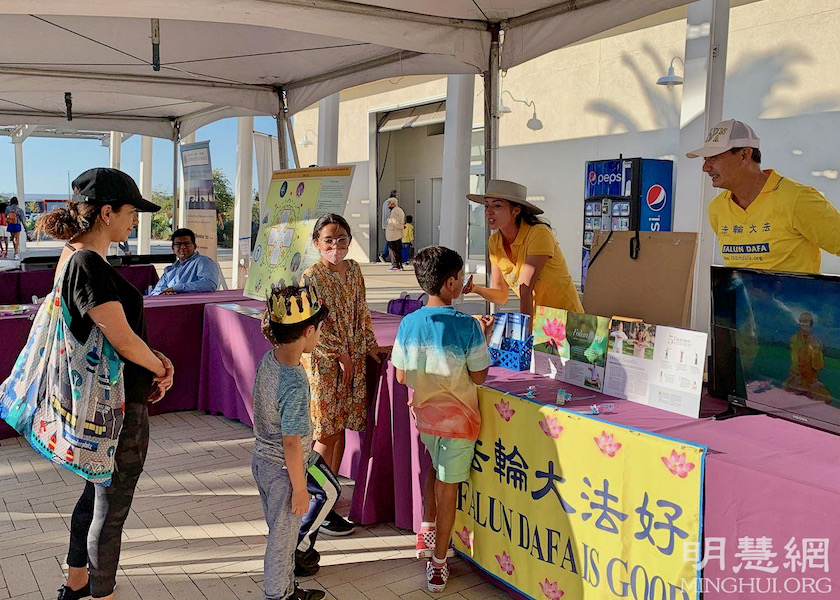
left=150, top=228, right=221, bottom=295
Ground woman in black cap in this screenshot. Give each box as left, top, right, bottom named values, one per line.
left=37, top=168, right=174, bottom=600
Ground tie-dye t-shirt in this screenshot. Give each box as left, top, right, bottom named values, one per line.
left=391, top=306, right=491, bottom=440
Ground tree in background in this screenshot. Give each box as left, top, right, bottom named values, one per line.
left=150, top=189, right=173, bottom=240
left=214, top=168, right=235, bottom=248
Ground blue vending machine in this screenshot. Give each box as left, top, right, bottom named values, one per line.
left=581, top=157, right=674, bottom=288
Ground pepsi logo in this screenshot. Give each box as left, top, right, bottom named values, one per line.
left=588, top=171, right=596, bottom=183
left=646, top=184, right=667, bottom=212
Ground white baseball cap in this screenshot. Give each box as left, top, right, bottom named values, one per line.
left=686, top=119, right=760, bottom=159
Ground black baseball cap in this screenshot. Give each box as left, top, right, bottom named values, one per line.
left=72, top=168, right=161, bottom=212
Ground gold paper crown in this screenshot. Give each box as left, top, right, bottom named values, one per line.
left=267, top=277, right=324, bottom=325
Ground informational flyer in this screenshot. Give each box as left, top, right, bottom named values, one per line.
left=532, top=306, right=609, bottom=391
left=603, top=319, right=707, bottom=418
left=181, top=141, right=217, bottom=260
left=245, top=166, right=354, bottom=300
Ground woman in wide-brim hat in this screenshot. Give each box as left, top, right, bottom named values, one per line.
left=464, top=179, right=583, bottom=318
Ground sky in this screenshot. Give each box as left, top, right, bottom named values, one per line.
left=0, top=115, right=281, bottom=199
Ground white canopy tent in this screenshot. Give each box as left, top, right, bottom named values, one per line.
left=0, top=1, right=694, bottom=136
left=2, top=0, right=725, bottom=308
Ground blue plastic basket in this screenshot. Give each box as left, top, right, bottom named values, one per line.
left=489, top=336, right=533, bottom=371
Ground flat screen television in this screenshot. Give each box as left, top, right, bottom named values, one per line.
left=710, top=266, right=840, bottom=434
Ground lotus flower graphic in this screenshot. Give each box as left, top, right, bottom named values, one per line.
left=495, top=551, right=515, bottom=575
left=541, top=318, right=567, bottom=354
left=661, top=450, right=696, bottom=478
left=594, top=431, right=622, bottom=457
left=495, top=399, right=515, bottom=421
left=539, top=579, right=565, bottom=599
left=455, top=526, right=473, bottom=549
left=539, top=414, right=563, bottom=439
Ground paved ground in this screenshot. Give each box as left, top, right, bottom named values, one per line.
left=0, top=240, right=515, bottom=599
left=0, top=413, right=513, bottom=600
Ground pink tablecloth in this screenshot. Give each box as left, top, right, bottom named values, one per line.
left=0, top=264, right=159, bottom=303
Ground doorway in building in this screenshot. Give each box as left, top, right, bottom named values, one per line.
left=429, top=177, right=442, bottom=247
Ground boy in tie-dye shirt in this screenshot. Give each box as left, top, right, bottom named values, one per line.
left=391, top=246, right=492, bottom=593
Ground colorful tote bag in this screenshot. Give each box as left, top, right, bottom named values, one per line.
left=0, top=258, right=125, bottom=485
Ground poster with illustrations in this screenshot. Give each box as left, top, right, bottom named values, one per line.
left=245, top=166, right=354, bottom=300
left=532, top=306, right=609, bottom=391
left=603, top=319, right=706, bottom=418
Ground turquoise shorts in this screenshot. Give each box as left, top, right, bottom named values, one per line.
left=420, top=433, right=476, bottom=484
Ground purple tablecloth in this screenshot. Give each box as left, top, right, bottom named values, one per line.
left=0, top=264, right=159, bottom=303
left=144, top=290, right=249, bottom=416
left=197, top=303, right=420, bottom=525
left=0, top=290, right=249, bottom=439
left=198, top=303, right=840, bottom=598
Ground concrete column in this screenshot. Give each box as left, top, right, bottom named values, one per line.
left=13, top=140, right=26, bottom=255
left=109, top=131, right=121, bottom=169
left=438, top=75, right=476, bottom=260
left=178, top=132, right=196, bottom=230
left=317, top=93, right=340, bottom=166
left=673, top=0, right=730, bottom=333
left=138, top=136, right=153, bottom=254
left=233, top=117, right=254, bottom=288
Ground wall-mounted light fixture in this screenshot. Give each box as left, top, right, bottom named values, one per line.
left=500, top=90, right=543, bottom=131
left=656, top=57, right=685, bottom=88
left=299, top=129, right=318, bottom=147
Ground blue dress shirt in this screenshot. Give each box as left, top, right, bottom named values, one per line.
left=150, top=252, right=221, bottom=295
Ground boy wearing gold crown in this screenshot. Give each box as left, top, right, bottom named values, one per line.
left=251, top=279, right=338, bottom=600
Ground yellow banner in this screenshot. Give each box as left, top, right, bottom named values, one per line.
left=454, top=388, right=706, bottom=600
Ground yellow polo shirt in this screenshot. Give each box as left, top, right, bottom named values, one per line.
left=489, top=222, right=583, bottom=313
left=707, top=170, right=840, bottom=273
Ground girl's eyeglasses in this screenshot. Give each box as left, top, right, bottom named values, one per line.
left=318, top=236, right=351, bottom=248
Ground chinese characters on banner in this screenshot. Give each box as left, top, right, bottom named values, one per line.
left=245, top=166, right=354, bottom=300
left=454, top=388, right=706, bottom=600
left=181, top=141, right=217, bottom=260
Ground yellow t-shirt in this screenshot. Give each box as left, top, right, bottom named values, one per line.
left=707, top=170, right=840, bottom=273
left=402, top=223, right=414, bottom=244
left=489, top=222, right=583, bottom=313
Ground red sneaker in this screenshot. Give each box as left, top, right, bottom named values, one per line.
left=426, top=560, right=450, bottom=593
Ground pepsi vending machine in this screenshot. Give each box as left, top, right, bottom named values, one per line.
left=581, top=157, right=674, bottom=287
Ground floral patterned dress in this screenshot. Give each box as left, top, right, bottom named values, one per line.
left=302, top=260, right=377, bottom=439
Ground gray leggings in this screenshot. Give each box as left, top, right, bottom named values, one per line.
left=67, top=403, right=149, bottom=597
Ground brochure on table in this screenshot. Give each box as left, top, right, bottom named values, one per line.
left=531, top=307, right=707, bottom=418
left=532, top=306, right=609, bottom=392
left=245, top=166, right=355, bottom=300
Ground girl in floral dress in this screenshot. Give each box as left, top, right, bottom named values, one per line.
left=302, top=214, right=390, bottom=535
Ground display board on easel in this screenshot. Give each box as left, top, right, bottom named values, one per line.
left=582, top=230, right=698, bottom=328
left=245, top=166, right=355, bottom=300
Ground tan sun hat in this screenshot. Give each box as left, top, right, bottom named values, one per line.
left=466, top=179, right=543, bottom=215
left=686, top=119, right=760, bottom=159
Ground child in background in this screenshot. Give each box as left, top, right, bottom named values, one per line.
left=252, top=281, right=340, bottom=600
left=302, top=214, right=390, bottom=535
left=402, top=214, right=415, bottom=263
left=0, top=203, right=7, bottom=258
left=391, top=246, right=493, bottom=593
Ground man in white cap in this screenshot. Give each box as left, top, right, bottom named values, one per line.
left=688, top=119, right=840, bottom=273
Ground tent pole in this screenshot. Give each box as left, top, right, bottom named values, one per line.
left=276, top=111, right=289, bottom=170
left=172, top=123, right=180, bottom=230
left=285, top=112, right=300, bottom=169
left=483, top=25, right=500, bottom=315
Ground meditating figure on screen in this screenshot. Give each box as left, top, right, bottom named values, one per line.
left=783, top=312, right=831, bottom=403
